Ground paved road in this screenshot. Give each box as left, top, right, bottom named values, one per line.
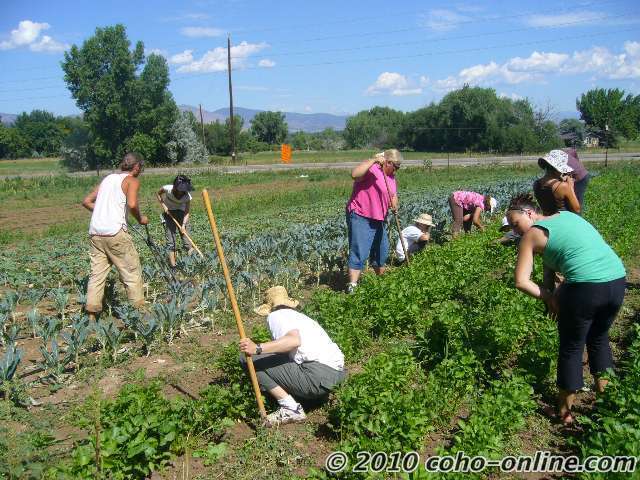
left=1, top=152, right=638, bottom=179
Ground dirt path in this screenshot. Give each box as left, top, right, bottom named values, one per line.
left=1, top=152, right=638, bottom=180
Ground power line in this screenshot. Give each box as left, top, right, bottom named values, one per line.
left=245, top=11, right=635, bottom=60
left=0, top=26, right=635, bottom=103
left=1, top=0, right=626, bottom=77
left=1, top=5, right=634, bottom=93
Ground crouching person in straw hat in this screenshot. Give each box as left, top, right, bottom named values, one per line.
left=395, top=213, right=435, bottom=263
left=239, top=286, right=346, bottom=426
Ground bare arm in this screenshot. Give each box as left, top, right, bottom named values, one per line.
left=557, top=180, right=581, bottom=214
left=123, top=176, right=148, bottom=225
left=514, top=228, right=552, bottom=303
left=419, top=232, right=430, bottom=242
left=472, top=206, right=484, bottom=230
left=351, top=158, right=379, bottom=181
left=156, top=188, right=169, bottom=213
left=239, top=329, right=301, bottom=355
left=82, top=184, right=100, bottom=212
left=390, top=194, right=399, bottom=211
left=182, top=201, right=190, bottom=228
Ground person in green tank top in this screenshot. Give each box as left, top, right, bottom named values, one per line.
left=506, top=193, right=626, bottom=426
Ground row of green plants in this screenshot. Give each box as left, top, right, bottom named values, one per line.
left=305, top=164, right=639, bottom=478
left=2, top=164, right=639, bottom=478
left=572, top=323, right=640, bottom=479
left=0, top=176, right=537, bottom=400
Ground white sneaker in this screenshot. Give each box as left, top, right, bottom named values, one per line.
left=346, top=282, right=357, bottom=294
left=264, top=405, right=306, bottom=427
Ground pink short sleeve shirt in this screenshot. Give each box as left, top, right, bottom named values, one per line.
left=452, top=191, right=485, bottom=211
left=347, top=164, right=397, bottom=221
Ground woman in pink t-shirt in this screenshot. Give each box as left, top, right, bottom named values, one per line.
left=448, top=190, right=496, bottom=237
left=345, top=149, right=401, bottom=292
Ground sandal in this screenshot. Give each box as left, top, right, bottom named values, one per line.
left=542, top=406, right=575, bottom=426
left=559, top=410, right=575, bottom=426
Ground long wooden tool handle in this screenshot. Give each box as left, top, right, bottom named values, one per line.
left=201, top=189, right=266, bottom=418
left=381, top=166, right=410, bottom=264
left=165, top=210, right=204, bottom=258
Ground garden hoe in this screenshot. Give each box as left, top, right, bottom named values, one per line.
left=130, top=223, right=178, bottom=285
left=163, top=210, right=204, bottom=258
left=381, top=164, right=410, bottom=264
left=202, top=188, right=267, bottom=419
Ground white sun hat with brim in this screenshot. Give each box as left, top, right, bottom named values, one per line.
left=540, top=150, right=574, bottom=174
left=254, top=286, right=300, bottom=316
left=414, top=213, right=435, bottom=227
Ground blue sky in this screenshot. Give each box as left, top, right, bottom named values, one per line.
left=0, top=0, right=639, bottom=117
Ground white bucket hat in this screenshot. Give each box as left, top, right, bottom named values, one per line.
left=414, top=213, right=435, bottom=227
left=254, top=286, right=299, bottom=316
left=540, top=150, right=574, bottom=174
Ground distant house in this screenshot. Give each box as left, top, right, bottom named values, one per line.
left=583, top=134, right=600, bottom=148
left=560, top=132, right=579, bottom=147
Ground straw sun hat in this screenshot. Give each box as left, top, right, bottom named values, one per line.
left=414, top=213, right=435, bottom=226
left=254, top=286, right=299, bottom=316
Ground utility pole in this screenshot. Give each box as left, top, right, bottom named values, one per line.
left=227, top=35, right=237, bottom=164
left=199, top=104, right=206, bottom=147
left=604, top=121, right=609, bottom=168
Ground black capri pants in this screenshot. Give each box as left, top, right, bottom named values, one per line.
left=556, top=276, right=626, bottom=391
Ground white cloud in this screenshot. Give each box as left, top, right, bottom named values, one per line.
left=564, top=44, right=640, bottom=79
left=0, top=20, right=68, bottom=52
left=180, top=26, right=224, bottom=38
left=499, top=92, right=524, bottom=101
left=177, top=41, right=268, bottom=73
left=419, top=75, right=430, bottom=87
left=525, top=11, right=603, bottom=28
left=146, top=48, right=168, bottom=58
left=365, top=72, right=424, bottom=96
left=258, top=59, right=275, bottom=68
left=29, top=35, right=67, bottom=53
left=625, top=41, right=640, bottom=57
left=431, top=42, right=640, bottom=92
left=421, top=9, right=471, bottom=32
left=169, top=49, right=194, bottom=65
left=506, top=51, right=569, bottom=72
left=304, top=105, right=312, bottom=112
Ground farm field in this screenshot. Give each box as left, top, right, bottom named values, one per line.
left=0, top=157, right=63, bottom=176
left=1, top=162, right=639, bottom=479
left=1, top=146, right=638, bottom=178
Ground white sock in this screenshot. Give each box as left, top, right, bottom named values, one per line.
left=277, top=395, right=300, bottom=410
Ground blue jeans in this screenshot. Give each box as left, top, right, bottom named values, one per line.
left=346, top=210, right=389, bottom=270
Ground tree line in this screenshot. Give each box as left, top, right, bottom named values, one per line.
left=1, top=24, right=638, bottom=169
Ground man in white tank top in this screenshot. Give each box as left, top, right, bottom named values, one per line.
left=82, top=153, right=148, bottom=319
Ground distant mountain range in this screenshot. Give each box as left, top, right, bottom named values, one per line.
left=179, top=105, right=348, bottom=132
left=553, top=110, right=581, bottom=121
left=0, top=113, right=17, bottom=125
left=1, top=107, right=581, bottom=129
left=2, top=107, right=348, bottom=132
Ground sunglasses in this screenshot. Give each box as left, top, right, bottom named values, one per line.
left=386, top=160, right=400, bottom=171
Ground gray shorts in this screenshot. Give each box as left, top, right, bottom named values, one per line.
left=163, top=210, right=193, bottom=252
left=240, top=353, right=346, bottom=400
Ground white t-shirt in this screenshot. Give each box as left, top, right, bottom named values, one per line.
left=395, top=225, right=426, bottom=261
left=267, top=309, right=344, bottom=371
left=161, top=184, right=192, bottom=211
